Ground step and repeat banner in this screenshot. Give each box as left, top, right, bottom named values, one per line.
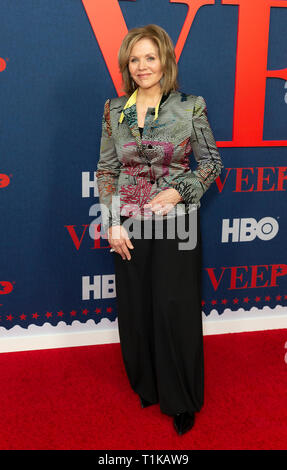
left=0, top=0, right=287, bottom=332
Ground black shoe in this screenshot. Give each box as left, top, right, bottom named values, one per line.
left=139, top=396, right=153, bottom=408
left=173, top=411, right=195, bottom=435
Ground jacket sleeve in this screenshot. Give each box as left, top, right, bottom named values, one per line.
left=96, top=98, right=121, bottom=235
left=173, top=95, right=224, bottom=205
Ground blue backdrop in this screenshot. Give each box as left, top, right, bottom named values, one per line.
left=0, top=0, right=286, bottom=330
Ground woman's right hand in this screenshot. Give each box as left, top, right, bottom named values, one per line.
left=108, top=225, right=134, bottom=260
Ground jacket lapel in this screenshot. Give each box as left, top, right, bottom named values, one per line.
left=119, top=89, right=170, bottom=161
left=122, top=104, right=143, bottom=152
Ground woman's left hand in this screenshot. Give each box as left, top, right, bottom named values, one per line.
left=144, top=188, right=183, bottom=216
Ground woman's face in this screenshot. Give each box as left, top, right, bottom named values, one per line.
left=128, top=38, right=163, bottom=91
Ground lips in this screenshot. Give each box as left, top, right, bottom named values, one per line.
left=138, top=74, right=151, bottom=78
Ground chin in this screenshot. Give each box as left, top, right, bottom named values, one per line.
left=137, top=81, right=161, bottom=89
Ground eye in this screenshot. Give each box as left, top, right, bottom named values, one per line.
left=147, top=56, right=155, bottom=61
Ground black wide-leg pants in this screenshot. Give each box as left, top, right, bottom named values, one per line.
left=113, top=209, right=204, bottom=417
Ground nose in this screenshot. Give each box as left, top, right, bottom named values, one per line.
left=138, top=59, right=148, bottom=70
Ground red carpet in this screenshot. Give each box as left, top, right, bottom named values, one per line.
left=0, top=328, right=286, bottom=450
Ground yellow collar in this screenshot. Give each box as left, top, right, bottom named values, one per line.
left=119, top=88, right=162, bottom=124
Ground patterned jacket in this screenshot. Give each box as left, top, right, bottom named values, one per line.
left=96, top=88, right=224, bottom=234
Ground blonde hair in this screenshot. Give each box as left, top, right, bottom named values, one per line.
left=118, top=24, right=179, bottom=96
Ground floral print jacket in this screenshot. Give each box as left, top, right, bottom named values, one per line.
left=96, top=88, right=224, bottom=234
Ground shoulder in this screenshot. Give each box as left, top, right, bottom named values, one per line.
left=165, top=91, right=207, bottom=118
left=171, top=91, right=207, bottom=110
left=105, top=95, right=128, bottom=110
left=102, top=95, right=128, bottom=123
left=101, top=95, right=127, bottom=127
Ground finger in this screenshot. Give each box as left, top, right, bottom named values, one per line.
left=121, top=228, right=134, bottom=249
left=145, top=195, right=161, bottom=207
left=125, top=237, right=134, bottom=249
left=113, top=245, right=127, bottom=260
left=114, top=240, right=131, bottom=260
left=161, top=203, right=175, bottom=215
left=151, top=203, right=163, bottom=212
left=124, top=238, right=133, bottom=259
left=121, top=242, right=131, bottom=260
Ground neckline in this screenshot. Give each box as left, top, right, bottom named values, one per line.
left=119, top=89, right=171, bottom=124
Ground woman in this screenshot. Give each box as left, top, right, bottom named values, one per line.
left=96, top=24, right=223, bottom=435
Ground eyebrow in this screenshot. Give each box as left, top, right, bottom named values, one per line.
left=129, top=53, right=157, bottom=58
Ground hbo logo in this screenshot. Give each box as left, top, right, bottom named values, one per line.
left=221, top=217, right=279, bottom=242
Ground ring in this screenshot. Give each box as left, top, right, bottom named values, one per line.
left=110, top=248, right=115, bottom=252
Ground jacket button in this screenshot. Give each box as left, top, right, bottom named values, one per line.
left=150, top=179, right=155, bottom=184
left=147, top=162, right=151, bottom=167
left=148, top=144, right=153, bottom=149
